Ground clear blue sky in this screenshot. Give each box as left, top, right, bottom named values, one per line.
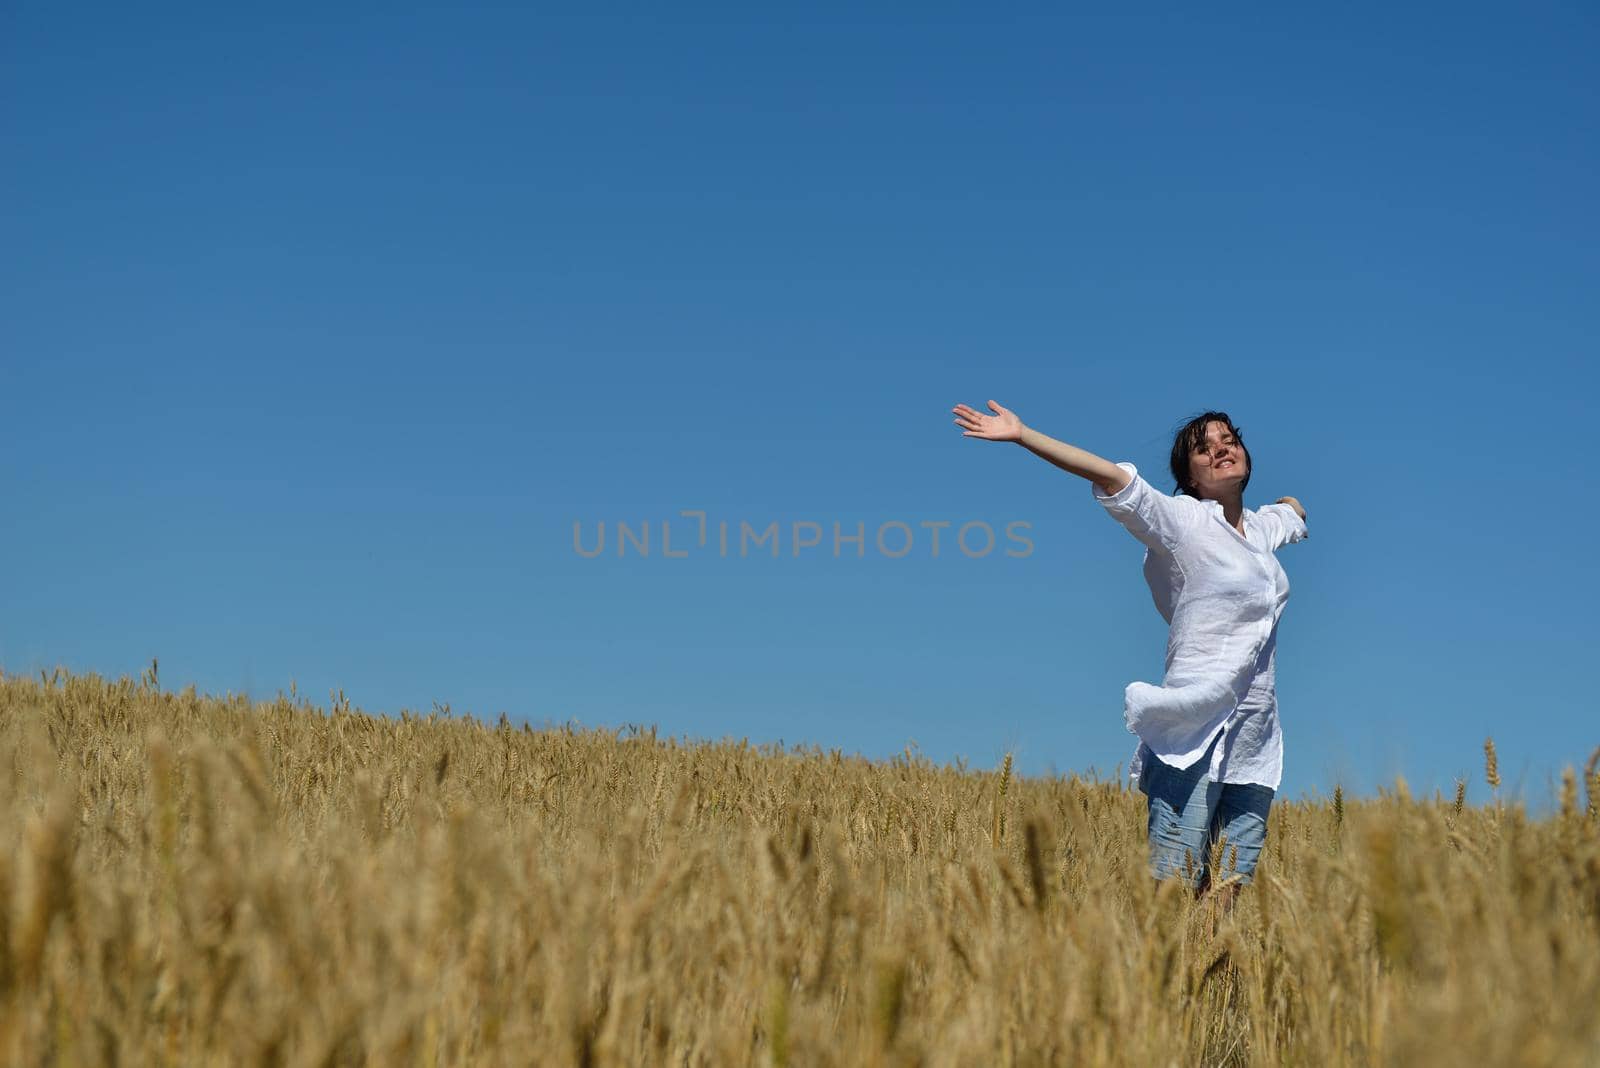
left=5, top=5, right=1596, bottom=810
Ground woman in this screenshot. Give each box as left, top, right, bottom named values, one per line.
left=951, top=400, right=1309, bottom=909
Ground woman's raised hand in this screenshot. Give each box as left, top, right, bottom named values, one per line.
left=1275, top=496, right=1307, bottom=521
left=952, top=400, right=1023, bottom=443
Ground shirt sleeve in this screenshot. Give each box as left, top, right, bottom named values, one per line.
left=1255, top=502, right=1309, bottom=552
left=1091, top=461, right=1198, bottom=554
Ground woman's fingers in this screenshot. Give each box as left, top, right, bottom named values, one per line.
left=952, top=401, right=1015, bottom=441
left=954, top=417, right=1001, bottom=439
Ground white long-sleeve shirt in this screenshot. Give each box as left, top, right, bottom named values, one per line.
left=1091, top=461, right=1309, bottom=791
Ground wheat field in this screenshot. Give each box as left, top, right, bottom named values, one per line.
left=1, top=666, right=1597, bottom=1066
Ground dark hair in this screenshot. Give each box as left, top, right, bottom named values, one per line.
left=1168, top=411, right=1251, bottom=499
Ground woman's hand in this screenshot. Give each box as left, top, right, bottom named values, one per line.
left=1275, top=496, right=1307, bottom=521
left=952, top=400, right=1023, bottom=443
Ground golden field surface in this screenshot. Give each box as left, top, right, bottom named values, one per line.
left=1, top=667, right=1597, bottom=1067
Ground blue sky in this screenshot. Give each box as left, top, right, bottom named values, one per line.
left=4, top=5, right=1596, bottom=809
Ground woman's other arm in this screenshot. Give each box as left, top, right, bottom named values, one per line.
left=1259, top=495, right=1310, bottom=550
left=951, top=400, right=1129, bottom=494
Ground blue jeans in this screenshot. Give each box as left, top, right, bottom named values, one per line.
left=1138, top=733, right=1274, bottom=888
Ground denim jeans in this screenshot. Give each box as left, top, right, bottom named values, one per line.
left=1138, top=732, right=1275, bottom=888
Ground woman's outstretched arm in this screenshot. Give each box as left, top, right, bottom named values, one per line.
left=952, top=400, right=1130, bottom=495
left=1259, top=495, right=1310, bottom=550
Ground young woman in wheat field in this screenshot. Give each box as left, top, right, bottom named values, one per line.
left=951, top=401, right=1309, bottom=914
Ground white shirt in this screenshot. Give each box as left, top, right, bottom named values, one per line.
left=1091, top=461, right=1309, bottom=791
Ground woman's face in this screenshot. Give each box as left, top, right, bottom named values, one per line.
left=1189, top=421, right=1248, bottom=499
